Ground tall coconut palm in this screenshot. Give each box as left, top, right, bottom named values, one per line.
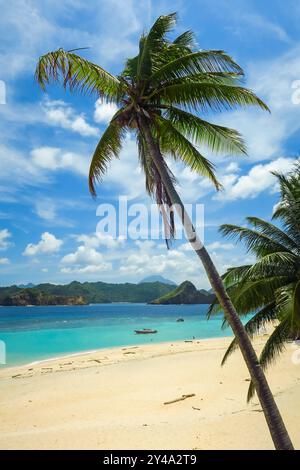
left=208, top=164, right=300, bottom=402
left=35, top=13, right=293, bottom=449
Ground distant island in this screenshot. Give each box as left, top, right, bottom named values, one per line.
left=139, top=275, right=177, bottom=285
left=2, top=289, right=86, bottom=306
left=0, top=279, right=215, bottom=306
left=149, top=281, right=215, bottom=304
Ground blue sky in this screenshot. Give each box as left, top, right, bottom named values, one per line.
left=1, top=0, right=300, bottom=288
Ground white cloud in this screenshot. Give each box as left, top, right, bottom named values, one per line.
left=43, top=99, right=99, bottom=137
left=0, top=229, right=12, bottom=250
left=215, top=157, right=296, bottom=202
left=0, top=0, right=151, bottom=80
left=216, top=45, right=300, bottom=163
left=76, top=232, right=125, bottom=249
left=35, top=199, right=57, bottom=222
left=23, top=232, right=63, bottom=256
left=60, top=245, right=111, bottom=274
left=0, top=257, right=9, bottom=265
left=94, top=100, right=118, bottom=124
left=0, top=144, right=49, bottom=194
left=31, top=147, right=89, bottom=176
left=206, top=241, right=235, bottom=251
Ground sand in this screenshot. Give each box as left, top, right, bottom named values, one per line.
left=0, top=334, right=299, bottom=450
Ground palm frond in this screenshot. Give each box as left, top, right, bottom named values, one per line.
left=137, top=131, right=177, bottom=247
left=149, top=50, right=243, bottom=84
left=154, top=115, right=221, bottom=189
left=155, top=82, right=270, bottom=114
left=35, top=49, right=121, bottom=99
left=245, top=252, right=298, bottom=280
left=226, top=276, right=291, bottom=315
left=172, top=30, right=196, bottom=49
left=164, top=107, right=246, bottom=155
left=221, top=302, right=277, bottom=366
left=220, top=224, right=290, bottom=257
left=89, top=120, right=126, bottom=196
left=247, top=316, right=291, bottom=401
left=246, top=217, right=298, bottom=254
left=136, top=13, right=177, bottom=79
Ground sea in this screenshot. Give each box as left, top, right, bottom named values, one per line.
left=0, top=303, right=235, bottom=367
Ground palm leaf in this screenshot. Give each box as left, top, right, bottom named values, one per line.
left=149, top=50, right=243, bottom=84
left=220, top=224, right=290, bottom=257
left=89, top=120, right=126, bottom=196
left=154, top=115, right=221, bottom=189
left=155, top=82, right=270, bottom=113
left=221, top=302, right=277, bottom=365
left=136, top=13, right=177, bottom=79
left=247, top=316, right=291, bottom=401
left=173, top=30, right=196, bottom=49
left=246, top=217, right=299, bottom=254
left=164, top=106, right=246, bottom=155
left=35, top=49, right=121, bottom=99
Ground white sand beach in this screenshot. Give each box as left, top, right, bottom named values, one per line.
left=0, top=335, right=299, bottom=450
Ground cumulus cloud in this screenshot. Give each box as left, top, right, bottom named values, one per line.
left=94, top=100, right=118, bottom=124
left=215, top=157, right=296, bottom=202
left=43, top=99, right=99, bottom=137
left=0, top=257, right=9, bottom=265
left=76, top=232, right=125, bottom=249
left=0, top=229, right=12, bottom=250
left=60, top=245, right=111, bottom=274
left=216, top=45, right=300, bottom=163
left=23, top=232, right=63, bottom=256
left=31, top=147, right=89, bottom=176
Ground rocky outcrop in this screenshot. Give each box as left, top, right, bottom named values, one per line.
left=149, top=281, right=215, bottom=304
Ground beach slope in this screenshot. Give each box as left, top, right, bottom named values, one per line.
left=0, top=336, right=299, bottom=449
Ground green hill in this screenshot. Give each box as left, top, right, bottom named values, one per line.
left=149, top=281, right=215, bottom=304
left=0, top=280, right=175, bottom=306
left=1, top=288, right=86, bottom=306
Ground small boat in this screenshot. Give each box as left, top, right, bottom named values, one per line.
left=176, top=318, right=184, bottom=322
left=134, top=328, right=158, bottom=335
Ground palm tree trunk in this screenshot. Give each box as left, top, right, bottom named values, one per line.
left=139, top=115, right=294, bottom=450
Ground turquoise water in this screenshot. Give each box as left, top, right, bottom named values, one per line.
left=0, top=303, right=233, bottom=367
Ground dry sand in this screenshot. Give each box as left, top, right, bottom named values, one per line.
left=0, top=335, right=299, bottom=450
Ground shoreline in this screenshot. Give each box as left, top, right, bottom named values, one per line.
left=0, top=333, right=299, bottom=449
left=1, top=334, right=232, bottom=372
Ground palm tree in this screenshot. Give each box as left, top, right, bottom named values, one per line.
left=35, top=13, right=293, bottom=449
left=209, top=164, right=300, bottom=401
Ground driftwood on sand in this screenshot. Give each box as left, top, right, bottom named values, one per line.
left=163, top=393, right=195, bottom=405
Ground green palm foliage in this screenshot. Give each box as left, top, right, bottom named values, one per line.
left=35, top=12, right=268, bottom=240
left=208, top=164, right=300, bottom=400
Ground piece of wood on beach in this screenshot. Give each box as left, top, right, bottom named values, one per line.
left=163, top=393, right=195, bottom=405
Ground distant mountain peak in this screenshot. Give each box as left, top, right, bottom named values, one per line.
left=149, top=280, right=215, bottom=305
left=139, top=275, right=177, bottom=286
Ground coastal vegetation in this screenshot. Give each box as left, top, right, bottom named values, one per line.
left=0, top=280, right=175, bottom=305
left=209, top=165, right=300, bottom=401
left=150, top=280, right=215, bottom=304
left=35, top=13, right=293, bottom=449
left=0, top=280, right=215, bottom=306
left=1, top=289, right=86, bottom=306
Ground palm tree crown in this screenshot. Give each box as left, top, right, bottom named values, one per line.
left=208, top=164, right=300, bottom=400
left=36, top=12, right=268, bottom=239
